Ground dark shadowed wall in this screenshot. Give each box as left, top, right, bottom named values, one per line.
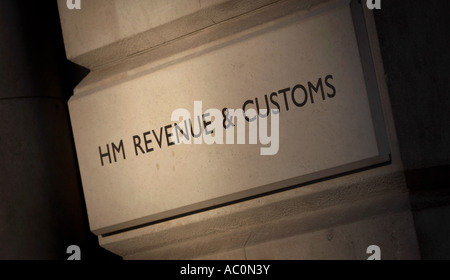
left=373, top=0, right=450, bottom=259
left=0, top=0, right=119, bottom=259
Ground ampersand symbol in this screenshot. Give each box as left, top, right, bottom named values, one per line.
left=222, top=108, right=235, bottom=129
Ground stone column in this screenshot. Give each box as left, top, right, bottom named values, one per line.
left=0, top=0, right=89, bottom=259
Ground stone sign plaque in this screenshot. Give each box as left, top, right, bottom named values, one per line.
left=69, top=0, right=390, bottom=235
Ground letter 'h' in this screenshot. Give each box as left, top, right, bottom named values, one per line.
left=99, top=144, right=111, bottom=166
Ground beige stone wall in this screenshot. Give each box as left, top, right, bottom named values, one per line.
left=57, top=0, right=330, bottom=69
left=57, top=0, right=420, bottom=259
